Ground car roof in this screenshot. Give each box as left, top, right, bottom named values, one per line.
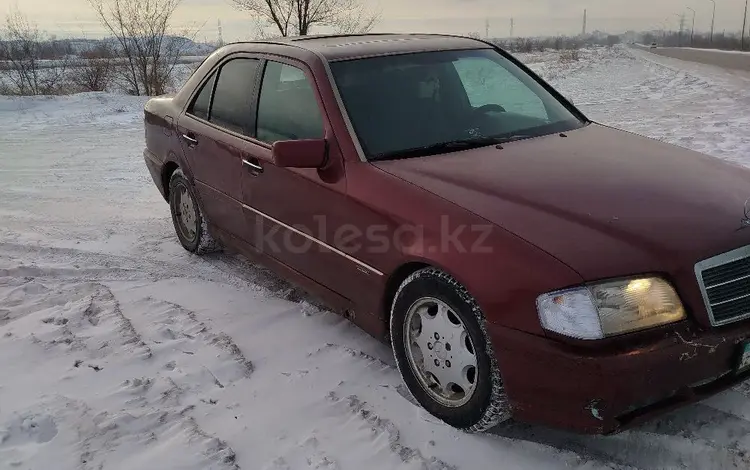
left=228, top=33, right=494, bottom=62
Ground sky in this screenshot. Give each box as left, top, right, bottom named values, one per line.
left=0, top=0, right=748, bottom=41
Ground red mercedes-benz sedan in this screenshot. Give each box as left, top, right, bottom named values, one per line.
left=143, top=33, right=750, bottom=435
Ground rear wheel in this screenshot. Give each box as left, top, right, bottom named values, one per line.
left=390, top=267, right=512, bottom=432
left=168, top=169, right=220, bottom=255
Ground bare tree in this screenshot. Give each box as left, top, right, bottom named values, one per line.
left=231, top=0, right=380, bottom=37
left=0, top=9, right=70, bottom=95
left=70, top=42, right=116, bottom=92
left=87, top=0, right=197, bottom=96
left=559, top=49, right=580, bottom=63
left=0, top=10, right=42, bottom=95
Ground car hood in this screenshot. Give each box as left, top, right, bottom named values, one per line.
left=373, top=123, right=750, bottom=281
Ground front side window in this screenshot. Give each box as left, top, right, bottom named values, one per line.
left=209, top=58, right=260, bottom=135
left=256, top=61, right=324, bottom=144
left=331, top=49, right=585, bottom=160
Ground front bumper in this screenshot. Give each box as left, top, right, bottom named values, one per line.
left=491, top=322, right=750, bottom=434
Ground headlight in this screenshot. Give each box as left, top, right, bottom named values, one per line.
left=536, top=277, right=686, bottom=340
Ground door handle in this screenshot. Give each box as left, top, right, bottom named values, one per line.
left=182, top=134, right=198, bottom=147
left=242, top=158, right=264, bottom=175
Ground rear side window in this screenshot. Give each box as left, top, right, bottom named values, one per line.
left=208, top=58, right=260, bottom=135
left=188, top=72, right=215, bottom=120
left=256, top=61, right=324, bottom=143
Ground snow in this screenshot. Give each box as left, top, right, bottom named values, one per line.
left=2, top=45, right=750, bottom=469
left=528, top=46, right=750, bottom=165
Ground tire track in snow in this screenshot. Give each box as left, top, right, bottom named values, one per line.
left=0, top=241, right=253, bottom=287
left=0, top=281, right=241, bottom=469
left=0, top=276, right=247, bottom=469
left=138, top=296, right=254, bottom=378
left=0, top=278, right=152, bottom=359
left=253, top=342, right=460, bottom=470
left=86, top=294, right=245, bottom=469
left=103, top=293, right=255, bottom=466
left=57, top=393, right=239, bottom=470
left=325, top=391, right=458, bottom=470
left=264, top=341, right=630, bottom=470
left=0, top=240, right=316, bottom=304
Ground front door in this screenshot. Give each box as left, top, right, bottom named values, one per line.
left=241, top=59, right=380, bottom=301
left=176, top=56, right=262, bottom=242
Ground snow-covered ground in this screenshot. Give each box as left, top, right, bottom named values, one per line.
left=2, top=45, right=750, bottom=470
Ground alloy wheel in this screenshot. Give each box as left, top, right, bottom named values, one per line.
left=174, top=184, right=197, bottom=243
left=403, top=297, right=479, bottom=407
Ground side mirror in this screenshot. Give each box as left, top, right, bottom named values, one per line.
left=271, top=139, right=327, bottom=169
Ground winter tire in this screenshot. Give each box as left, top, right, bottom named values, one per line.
left=168, top=169, right=221, bottom=255
left=390, top=267, right=512, bottom=432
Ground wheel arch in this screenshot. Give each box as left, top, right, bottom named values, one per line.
left=161, top=160, right=180, bottom=201
left=381, top=259, right=486, bottom=338
left=382, top=262, right=430, bottom=334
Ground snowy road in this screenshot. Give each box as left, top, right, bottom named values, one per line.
left=2, top=46, right=750, bottom=470
left=640, top=45, right=750, bottom=74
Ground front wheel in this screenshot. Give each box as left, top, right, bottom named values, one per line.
left=168, top=169, right=221, bottom=255
left=390, top=267, right=512, bottom=432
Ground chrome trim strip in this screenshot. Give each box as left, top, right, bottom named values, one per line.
left=695, top=244, right=750, bottom=327
left=710, top=292, right=750, bottom=307
left=242, top=203, right=384, bottom=276
left=705, top=272, right=750, bottom=289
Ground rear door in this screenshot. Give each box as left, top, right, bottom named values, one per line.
left=176, top=55, right=262, bottom=241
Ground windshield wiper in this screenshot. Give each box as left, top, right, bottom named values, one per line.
left=493, top=134, right=532, bottom=144
left=375, top=136, right=511, bottom=161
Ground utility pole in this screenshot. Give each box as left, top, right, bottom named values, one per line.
left=582, top=9, right=587, bottom=36
left=742, top=0, right=748, bottom=51
left=687, top=7, right=696, bottom=46
left=709, top=0, right=716, bottom=44
left=485, top=18, right=490, bottom=39
left=510, top=18, right=514, bottom=38
left=217, top=19, right=224, bottom=47
left=676, top=12, right=686, bottom=46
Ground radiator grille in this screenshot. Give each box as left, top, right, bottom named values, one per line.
left=696, top=246, right=750, bottom=326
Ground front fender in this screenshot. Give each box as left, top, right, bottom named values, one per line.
left=397, top=220, right=583, bottom=335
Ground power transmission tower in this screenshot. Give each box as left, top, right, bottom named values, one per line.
left=743, top=0, right=748, bottom=51
left=678, top=13, right=686, bottom=46
left=582, top=9, right=587, bottom=36
left=710, top=0, right=716, bottom=44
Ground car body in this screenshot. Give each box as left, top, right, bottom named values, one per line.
left=650, top=42, right=658, bottom=49
left=143, top=33, right=750, bottom=435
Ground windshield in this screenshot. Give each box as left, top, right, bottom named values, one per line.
left=330, top=48, right=586, bottom=161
